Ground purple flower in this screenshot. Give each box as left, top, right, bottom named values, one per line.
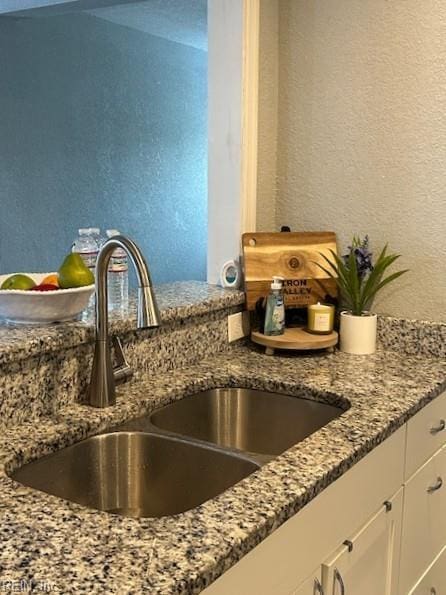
left=342, top=235, right=374, bottom=281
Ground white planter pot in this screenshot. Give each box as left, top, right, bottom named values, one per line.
left=339, top=311, right=378, bottom=355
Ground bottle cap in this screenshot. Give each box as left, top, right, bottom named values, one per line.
left=106, top=229, right=120, bottom=238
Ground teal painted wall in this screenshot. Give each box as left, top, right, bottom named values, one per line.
left=0, top=12, right=207, bottom=282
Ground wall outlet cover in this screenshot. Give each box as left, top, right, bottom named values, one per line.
left=228, top=311, right=250, bottom=342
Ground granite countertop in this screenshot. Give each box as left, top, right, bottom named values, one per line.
left=1, top=341, right=445, bottom=594
left=0, top=281, right=245, bottom=366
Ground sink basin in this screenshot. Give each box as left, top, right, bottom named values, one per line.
left=150, top=388, right=344, bottom=456
left=10, top=431, right=259, bottom=518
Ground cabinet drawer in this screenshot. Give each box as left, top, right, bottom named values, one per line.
left=410, top=545, right=446, bottom=595
left=406, top=390, right=446, bottom=480
left=400, top=445, right=446, bottom=594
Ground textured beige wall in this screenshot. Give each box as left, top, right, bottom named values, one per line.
left=256, top=0, right=279, bottom=231
left=258, top=0, right=446, bottom=321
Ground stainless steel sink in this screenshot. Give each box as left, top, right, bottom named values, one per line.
left=10, top=431, right=259, bottom=518
left=150, top=388, right=344, bottom=456
left=10, top=388, right=344, bottom=519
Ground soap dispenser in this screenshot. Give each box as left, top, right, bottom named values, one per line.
left=264, top=276, right=285, bottom=336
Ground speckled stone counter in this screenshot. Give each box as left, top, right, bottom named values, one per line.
left=0, top=282, right=244, bottom=428
left=0, top=331, right=445, bottom=594
left=0, top=281, right=245, bottom=366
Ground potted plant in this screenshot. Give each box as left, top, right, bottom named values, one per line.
left=317, top=236, right=408, bottom=354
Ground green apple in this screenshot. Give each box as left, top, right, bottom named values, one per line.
left=1, top=274, right=36, bottom=290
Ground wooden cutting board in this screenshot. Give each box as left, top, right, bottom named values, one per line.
left=242, top=231, right=338, bottom=310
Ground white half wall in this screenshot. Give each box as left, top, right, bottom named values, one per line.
left=207, top=0, right=244, bottom=284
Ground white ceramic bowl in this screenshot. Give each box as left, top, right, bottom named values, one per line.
left=0, top=273, right=95, bottom=325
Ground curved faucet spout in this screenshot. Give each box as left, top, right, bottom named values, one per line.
left=88, top=235, right=161, bottom=408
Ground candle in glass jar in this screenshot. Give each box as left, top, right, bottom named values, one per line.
left=307, top=303, right=335, bottom=334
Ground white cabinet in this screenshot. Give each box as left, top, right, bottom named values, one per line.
left=293, top=570, right=323, bottom=595
left=322, top=489, right=403, bottom=595
left=400, top=444, right=446, bottom=594
left=410, top=546, right=446, bottom=595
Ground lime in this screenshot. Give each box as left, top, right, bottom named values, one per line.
left=1, top=274, right=36, bottom=290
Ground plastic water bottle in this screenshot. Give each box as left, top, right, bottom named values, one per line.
left=106, top=229, right=129, bottom=312
left=72, top=228, right=100, bottom=274
left=72, top=228, right=100, bottom=313
left=90, top=227, right=103, bottom=253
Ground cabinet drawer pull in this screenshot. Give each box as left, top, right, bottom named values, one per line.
left=430, top=419, right=446, bottom=434
left=430, top=588, right=437, bottom=595
left=313, top=578, right=324, bottom=594
left=427, top=477, right=443, bottom=493
left=334, top=568, right=345, bottom=595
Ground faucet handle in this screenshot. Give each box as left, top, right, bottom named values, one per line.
left=112, top=336, right=133, bottom=384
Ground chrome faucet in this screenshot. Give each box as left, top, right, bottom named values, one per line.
left=88, top=235, right=161, bottom=408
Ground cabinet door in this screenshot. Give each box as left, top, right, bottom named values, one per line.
left=321, top=489, right=403, bottom=595
left=400, top=445, right=446, bottom=594
left=294, top=570, right=324, bottom=595
left=410, top=546, right=446, bottom=595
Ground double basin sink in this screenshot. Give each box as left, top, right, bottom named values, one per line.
left=11, top=388, right=344, bottom=518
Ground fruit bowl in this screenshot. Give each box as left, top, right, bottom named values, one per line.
left=0, top=273, right=95, bottom=325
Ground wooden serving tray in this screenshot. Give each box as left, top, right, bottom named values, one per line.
left=251, top=327, right=338, bottom=355
left=242, top=231, right=338, bottom=310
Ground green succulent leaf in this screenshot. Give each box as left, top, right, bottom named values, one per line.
left=315, top=237, right=408, bottom=315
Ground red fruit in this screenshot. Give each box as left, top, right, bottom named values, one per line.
left=30, top=284, right=59, bottom=292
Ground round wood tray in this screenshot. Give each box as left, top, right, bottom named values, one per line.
left=251, top=327, right=338, bottom=355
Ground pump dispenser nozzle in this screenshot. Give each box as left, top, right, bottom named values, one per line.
left=271, top=276, right=284, bottom=290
